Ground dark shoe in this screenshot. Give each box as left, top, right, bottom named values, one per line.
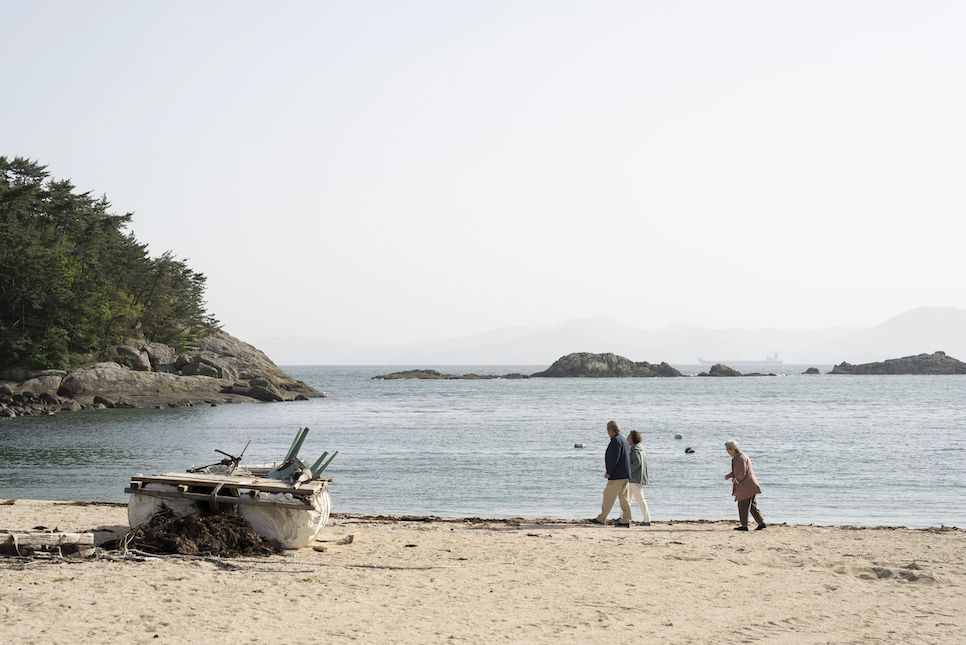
left=733, top=526, right=749, bottom=531
left=616, top=521, right=632, bottom=527
left=588, top=518, right=605, bottom=525
left=755, top=523, right=767, bottom=531
left=638, top=522, right=651, bottom=527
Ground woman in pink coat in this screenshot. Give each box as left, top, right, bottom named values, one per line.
left=724, top=440, right=766, bottom=531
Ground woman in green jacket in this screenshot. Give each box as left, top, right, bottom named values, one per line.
left=627, top=430, right=651, bottom=526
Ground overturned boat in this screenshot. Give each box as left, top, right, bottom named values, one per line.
left=125, top=427, right=337, bottom=549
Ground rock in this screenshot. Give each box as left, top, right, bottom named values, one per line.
left=189, top=330, right=320, bottom=397
left=181, top=355, right=229, bottom=379
left=830, top=351, right=966, bottom=375
left=3, top=329, right=323, bottom=410
left=531, top=353, right=682, bottom=378
left=700, top=363, right=741, bottom=377
left=803, top=367, right=820, bottom=375
left=144, top=342, right=177, bottom=373
left=0, top=368, right=67, bottom=381
left=247, top=384, right=285, bottom=402
left=60, top=400, right=82, bottom=412
left=115, top=345, right=152, bottom=371
left=372, top=370, right=531, bottom=380
left=38, top=392, right=60, bottom=405
left=685, top=447, right=695, bottom=454
left=674, top=433, right=683, bottom=439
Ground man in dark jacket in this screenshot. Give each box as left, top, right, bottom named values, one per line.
left=589, top=420, right=632, bottom=526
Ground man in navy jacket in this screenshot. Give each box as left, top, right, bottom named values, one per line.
left=590, top=420, right=632, bottom=526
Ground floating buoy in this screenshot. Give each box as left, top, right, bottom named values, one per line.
left=574, top=443, right=586, bottom=449
left=674, top=433, right=683, bottom=440
left=684, top=447, right=695, bottom=454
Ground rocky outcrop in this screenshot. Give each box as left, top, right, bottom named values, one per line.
left=803, top=367, right=821, bottom=375
left=530, top=353, right=682, bottom=378
left=697, top=364, right=777, bottom=377
left=698, top=363, right=741, bottom=377
left=372, top=370, right=530, bottom=380
left=830, top=351, right=966, bottom=375
left=0, top=329, right=324, bottom=418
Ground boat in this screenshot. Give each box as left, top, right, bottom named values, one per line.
left=697, top=353, right=782, bottom=365
left=125, top=427, right=337, bottom=549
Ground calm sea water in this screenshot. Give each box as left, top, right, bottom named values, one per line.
left=1, top=364, right=964, bottom=528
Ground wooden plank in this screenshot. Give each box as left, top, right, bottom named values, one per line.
left=1, top=532, right=94, bottom=547
left=284, top=427, right=310, bottom=462
left=130, top=473, right=325, bottom=495
left=315, top=450, right=339, bottom=475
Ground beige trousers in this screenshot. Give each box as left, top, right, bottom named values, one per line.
left=596, top=478, right=631, bottom=524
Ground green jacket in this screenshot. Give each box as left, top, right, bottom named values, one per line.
left=629, top=443, right=649, bottom=485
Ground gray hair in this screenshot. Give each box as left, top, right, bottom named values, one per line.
left=607, top=420, right=621, bottom=434
left=724, top=440, right=738, bottom=451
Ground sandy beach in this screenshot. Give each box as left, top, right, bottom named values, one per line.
left=1, top=499, right=964, bottom=644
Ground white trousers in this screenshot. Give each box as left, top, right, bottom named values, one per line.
left=628, top=482, right=651, bottom=523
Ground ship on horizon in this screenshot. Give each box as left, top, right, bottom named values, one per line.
left=697, top=353, right=782, bottom=365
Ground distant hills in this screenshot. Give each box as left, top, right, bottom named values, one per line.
left=256, top=306, right=966, bottom=366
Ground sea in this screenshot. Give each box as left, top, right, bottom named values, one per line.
left=1, top=364, right=964, bottom=529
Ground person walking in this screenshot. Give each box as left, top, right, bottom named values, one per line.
left=627, top=430, right=651, bottom=526
left=724, top=439, right=766, bottom=531
left=589, top=421, right=632, bottom=526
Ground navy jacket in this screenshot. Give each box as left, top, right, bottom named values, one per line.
left=605, top=432, right=631, bottom=480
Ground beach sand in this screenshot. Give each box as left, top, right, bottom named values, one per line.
left=2, top=499, right=964, bottom=644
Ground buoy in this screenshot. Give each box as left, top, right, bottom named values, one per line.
left=574, top=443, right=586, bottom=448
left=674, top=433, right=683, bottom=439
left=684, top=447, right=695, bottom=454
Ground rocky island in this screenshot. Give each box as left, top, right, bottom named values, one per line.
left=830, top=351, right=966, bottom=375
left=531, top=352, right=682, bottom=378
left=373, top=370, right=530, bottom=380
left=0, top=330, right=324, bottom=418
left=697, top=364, right=777, bottom=377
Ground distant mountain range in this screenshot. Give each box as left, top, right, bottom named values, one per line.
left=255, top=306, right=966, bottom=366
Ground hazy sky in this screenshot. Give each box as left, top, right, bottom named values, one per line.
left=4, top=1, right=965, bottom=346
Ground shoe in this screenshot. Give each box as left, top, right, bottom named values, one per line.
left=733, top=526, right=749, bottom=531
left=638, top=522, right=651, bottom=527
left=616, top=521, right=632, bottom=527
left=755, top=523, right=767, bottom=531
left=588, top=518, right=605, bottom=525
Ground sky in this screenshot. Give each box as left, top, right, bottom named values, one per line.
left=4, top=1, right=965, bottom=346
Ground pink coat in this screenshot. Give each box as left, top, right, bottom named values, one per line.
left=731, top=449, right=762, bottom=501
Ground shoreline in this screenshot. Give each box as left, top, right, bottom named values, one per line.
left=7, top=499, right=963, bottom=531
left=2, top=499, right=964, bottom=643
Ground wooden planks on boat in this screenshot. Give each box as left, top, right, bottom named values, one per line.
left=129, top=473, right=330, bottom=495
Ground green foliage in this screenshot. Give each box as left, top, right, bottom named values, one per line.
left=0, top=156, right=219, bottom=369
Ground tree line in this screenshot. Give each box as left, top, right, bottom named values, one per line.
left=0, top=156, right=218, bottom=370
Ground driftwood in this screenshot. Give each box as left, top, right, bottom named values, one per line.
left=0, top=530, right=95, bottom=557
